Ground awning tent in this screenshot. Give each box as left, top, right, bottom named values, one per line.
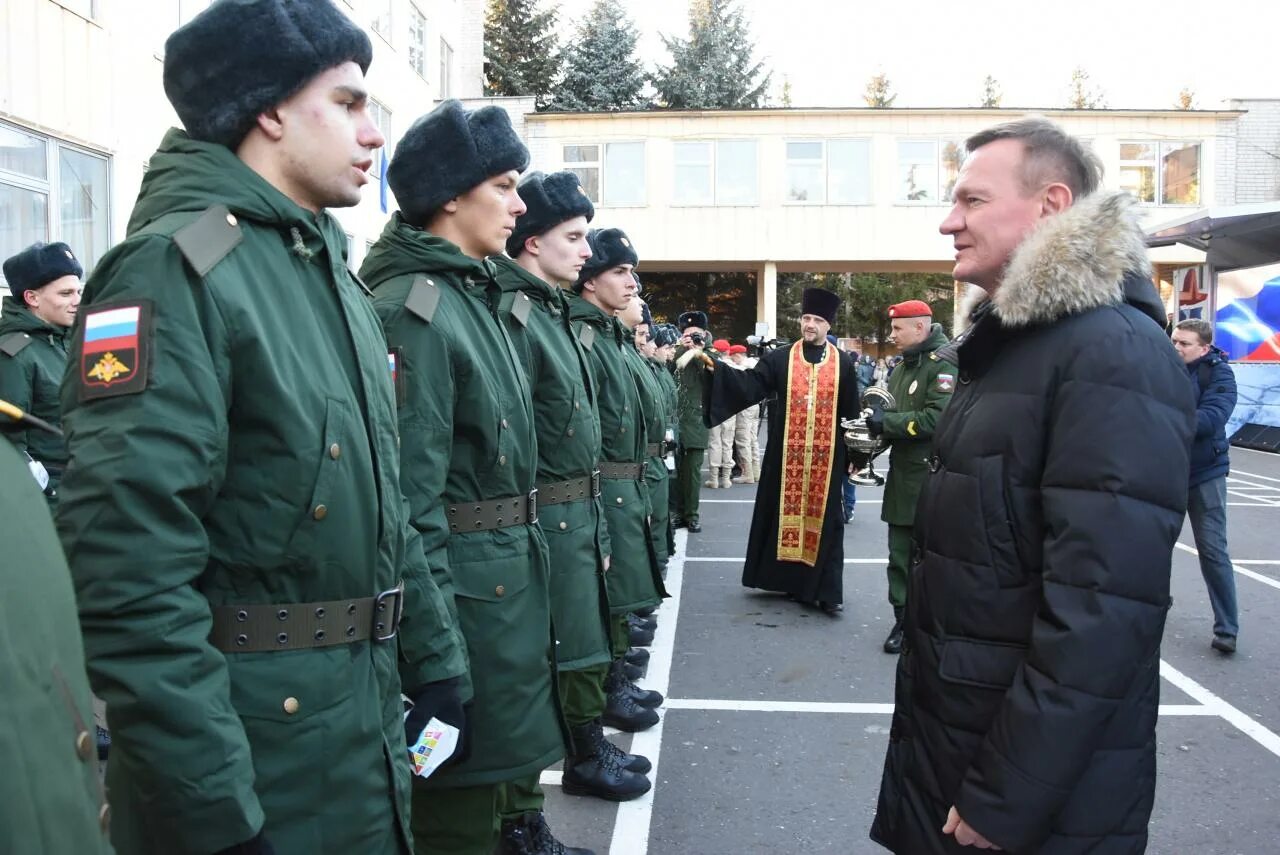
left=1145, top=201, right=1280, bottom=273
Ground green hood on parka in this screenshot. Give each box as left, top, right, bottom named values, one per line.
left=360, top=212, right=493, bottom=290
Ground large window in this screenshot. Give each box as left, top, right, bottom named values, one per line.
left=1120, top=141, right=1200, bottom=205
left=440, top=39, right=454, bottom=98
left=896, top=139, right=963, bottom=203
left=371, top=0, right=393, bottom=42
left=673, top=140, right=758, bottom=206
left=563, top=142, right=646, bottom=207
left=408, top=4, right=427, bottom=78
left=785, top=139, right=871, bottom=204
left=369, top=99, right=392, bottom=183
left=0, top=122, right=110, bottom=286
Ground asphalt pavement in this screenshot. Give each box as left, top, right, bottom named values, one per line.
left=542, top=446, right=1280, bottom=855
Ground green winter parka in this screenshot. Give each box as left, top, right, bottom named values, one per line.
left=568, top=297, right=667, bottom=614
left=881, top=323, right=956, bottom=525
left=361, top=217, right=564, bottom=788
left=0, top=296, right=71, bottom=479
left=0, top=440, right=113, bottom=855
left=491, top=255, right=611, bottom=673
left=55, top=130, right=464, bottom=855
left=627, top=345, right=672, bottom=572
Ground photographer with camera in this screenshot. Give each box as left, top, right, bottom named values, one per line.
left=868, top=300, right=955, bottom=654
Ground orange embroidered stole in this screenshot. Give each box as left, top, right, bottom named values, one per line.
left=776, top=341, right=840, bottom=567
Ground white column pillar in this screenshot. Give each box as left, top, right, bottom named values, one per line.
left=758, top=261, right=778, bottom=337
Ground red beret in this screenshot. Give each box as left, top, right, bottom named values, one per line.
left=888, top=300, right=932, bottom=319
left=728, top=344, right=747, bottom=354
left=712, top=339, right=731, bottom=353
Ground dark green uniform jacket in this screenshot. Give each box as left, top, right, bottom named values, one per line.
left=0, top=441, right=113, bottom=854
left=881, top=323, right=956, bottom=525
left=361, top=217, right=564, bottom=788
left=56, top=130, right=464, bottom=855
left=628, top=347, right=671, bottom=572
left=0, top=296, right=70, bottom=478
left=568, top=297, right=667, bottom=613
left=674, top=344, right=715, bottom=449
left=491, top=255, right=611, bottom=673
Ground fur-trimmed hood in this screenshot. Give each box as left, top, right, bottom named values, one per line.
left=959, top=191, right=1162, bottom=329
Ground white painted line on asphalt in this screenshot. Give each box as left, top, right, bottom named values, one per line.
left=539, top=770, right=563, bottom=787
left=1234, top=560, right=1280, bottom=564
left=662, top=698, right=1213, bottom=717
left=1226, top=475, right=1280, bottom=490
left=608, top=528, right=688, bottom=855
left=1159, top=660, right=1280, bottom=758
left=1226, top=502, right=1280, bottom=507
left=1230, top=466, right=1280, bottom=484
left=1175, top=542, right=1280, bottom=591
left=1233, top=447, right=1280, bottom=462
left=1227, top=491, right=1280, bottom=506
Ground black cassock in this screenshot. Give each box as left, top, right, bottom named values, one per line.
left=705, top=341, right=860, bottom=605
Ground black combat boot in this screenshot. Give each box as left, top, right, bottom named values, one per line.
left=883, top=606, right=905, bottom=654
left=686, top=516, right=702, bottom=533
left=607, top=659, right=663, bottom=708
left=562, top=720, right=652, bottom=801
left=579, top=715, right=651, bottom=774
left=634, top=604, right=657, bottom=618
left=603, top=676, right=659, bottom=731
left=621, top=659, right=645, bottom=681
left=628, top=623, right=654, bottom=648
left=624, top=647, right=650, bottom=668
left=626, top=611, right=657, bottom=632
left=497, top=810, right=595, bottom=855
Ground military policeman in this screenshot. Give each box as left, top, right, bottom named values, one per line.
left=569, top=229, right=669, bottom=734
left=0, top=414, right=112, bottom=854
left=867, top=299, right=955, bottom=653
left=672, top=312, right=716, bottom=532
left=0, top=241, right=82, bottom=503
left=362, top=100, right=572, bottom=855
left=492, top=170, right=651, bottom=823
left=56, top=3, right=467, bottom=853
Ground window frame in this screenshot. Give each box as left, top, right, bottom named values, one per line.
left=894, top=137, right=964, bottom=206
left=1120, top=139, right=1202, bottom=207
left=407, top=3, right=428, bottom=80
left=783, top=138, right=873, bottom=206
left=561, top=141, right=647, bottom=208
left=0, top=119, right=112, bottom=288
left=439, top=38, right=454, bottom=99
left=370, top=0, right=394, bottom=44
left=671, top=139, right=759, bottom=207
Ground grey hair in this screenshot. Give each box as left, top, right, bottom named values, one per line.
left=1176, top=318, right=1214, bottom=345
left=965, top=117, right=1103, bottom=200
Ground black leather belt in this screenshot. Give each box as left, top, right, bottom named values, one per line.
left=209, top=582, right=404, bottom=653
left=598, top=461, right=645, bottom=480
left=537, top=471, right=601, bottom=506
left=645, top=443, right=661, bottom=457
left=447, top=489, right=538, bottom=533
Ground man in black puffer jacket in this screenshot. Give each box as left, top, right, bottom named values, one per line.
left=871, top=118, right=1195, bottom=854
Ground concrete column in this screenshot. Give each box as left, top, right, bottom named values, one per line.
left=758, top=261, right=778, bottom=337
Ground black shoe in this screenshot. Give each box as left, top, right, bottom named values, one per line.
left=883, top=620, right=904, bottom=654
left=627, top=612, right=658, bottom=632
left=95, top=725, right=111, bottom=761
left=671, top=516, right=687, bottom=529
left=607, top=660, right=663, bottom=708
left=628, top=624, right=654, bottom=648
left=621, top=659, right=645, bottom=681
left=686, top=517, right=702, bottom=533
left=603, top=683, right=660, bottom=732
left=1212, top=634, right=1237, bottom=654
left=563, top=720, right=652, bottom=800
left=817, top=601, right=843, bottom=616
left=498, top=810, right=595, bottom=855
left=624, top=647, right=650, bottom=668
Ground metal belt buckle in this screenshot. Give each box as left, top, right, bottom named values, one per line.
left=590, top=469, right=601, bottom=498
left=373, top=581, right=405, bottom=642
left=527, top=488, right=539, bottom=525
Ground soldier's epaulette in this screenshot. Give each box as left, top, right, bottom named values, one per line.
left=498, top=290, right=533, bottom=327
left=173, top=204, right=243, bottom=277
left=577, top=323, right=596, bottom=351
left=0, top=332, right=32, bottom=358
left=405, top=275, right=441, bottom=324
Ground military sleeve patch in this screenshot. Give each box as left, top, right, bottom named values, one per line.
left=388, top=347, right=406, bottom=407
left=78, top=301, right=153, bottom=401
left=936, top=372, right=955, bottom=393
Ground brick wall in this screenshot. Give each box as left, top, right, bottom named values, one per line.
left=1229, top=99, right=1280, bottom=203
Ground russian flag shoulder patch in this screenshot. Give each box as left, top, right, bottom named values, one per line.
left=78, top=300, right=153, bottom=401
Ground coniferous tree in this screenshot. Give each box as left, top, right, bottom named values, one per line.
left=780, top=75, right=794, bottom=108
left=652, top=0, right=772, bottom=109
left=1066, top=66, right=1106, bottom=109
left=550, top=0, right=647, bottom=111
left=484, top=0, right=562, bottom=110
left=979, top=74, right=1002, bottom=108
left=863, top=72, right=896, bottom=108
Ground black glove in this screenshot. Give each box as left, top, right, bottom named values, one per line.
left=404, top=676, right=471, bottom=767
left=215, top=831, right=275, bottom=855
left=866, top=403, right=885, bottom=438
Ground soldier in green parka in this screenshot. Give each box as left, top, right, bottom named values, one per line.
left=0, top=241, right=82, bottom=504
left=55, top=4, right=466, bottom=854
left=492, top=170, right=651, bottom=824
left=0, top=422, right=113, bottom=855
left=867, top=299, right=956, bottom=654
left=672, top=311, right=717, bottom=532
left=650, top=323, right=681, bottom=559
left=569, top=229, right=669, bottom=736
left=363, top=100, right=572, bottom=855
left=625, top=297, right=674, bottom=579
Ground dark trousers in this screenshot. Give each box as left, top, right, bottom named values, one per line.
left=886, top=524, right=912, bottom=609
left=676, top=446, right=705, bottom=523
